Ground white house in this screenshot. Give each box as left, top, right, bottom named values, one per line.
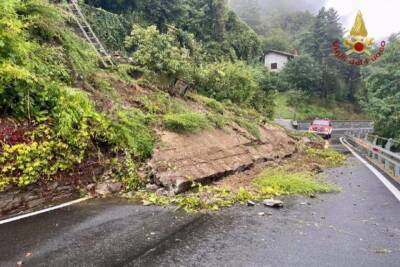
left=264, top=50, right=297, bottom=72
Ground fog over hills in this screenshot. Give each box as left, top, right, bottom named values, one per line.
left=228, top=0, right=327, bottom=15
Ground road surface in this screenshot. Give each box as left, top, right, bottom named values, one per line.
left=1, top=144, right=400, bottom=266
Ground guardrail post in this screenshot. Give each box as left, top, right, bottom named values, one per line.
left=384, top=157, right=390, bottom=170
left=385, top=139, right=393, bottom=151
left=364, top=133, right=369, bottom=141
left=373, top=137, right=378, bottom=146
left=395, top=164, right=400, bottom=177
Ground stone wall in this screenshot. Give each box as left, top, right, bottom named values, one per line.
left=0, top=182, right=77, bottom=218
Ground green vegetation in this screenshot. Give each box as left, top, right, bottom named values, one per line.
left=359, top=36, right=400, bottom=139
left=81, top=4, right=130, bottom=52
left=135, top=186, right=250, bottom=213
left=163, top=113, right=211, bottom=133
left=0, top=0, right=374, bottom=197
left=305, top=148, right=346, bottom=168
left=230, top=2, right=367, bottom=119
left=0, top=0, right=152, bottom=190
left=190, top=94, right=225, bottom=114
left=125, top=24, right=193, bottom=87
left=253, top=169, right=335, bottom=197
left=133, top=160, right=338, bottom=213
left=275, top=92, right=368, bottom=120
left=85, top=0, right=262, bottom=61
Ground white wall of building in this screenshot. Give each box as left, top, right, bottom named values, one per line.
left=264, top=53, right=290, bottom=72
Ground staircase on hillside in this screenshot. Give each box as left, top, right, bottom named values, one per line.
left=67, top=0, right=115, bottom=68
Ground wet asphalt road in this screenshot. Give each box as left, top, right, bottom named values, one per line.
left=1, top=143, right=400, bottom=266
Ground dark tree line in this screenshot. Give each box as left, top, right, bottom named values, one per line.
left=84, top=0, right=262, bottom=61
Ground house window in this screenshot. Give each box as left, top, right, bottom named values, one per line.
left=271, top=63, right=278, bottom=69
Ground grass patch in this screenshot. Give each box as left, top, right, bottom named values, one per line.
left=163, top=112, right=211, bottom=133
left=138, top=93, right=187, bottom=115
left=235, top=118, right=261, bottom=140
left=253, top=169, right=336, bottom=197
left=206, top=113, right=226, bottom=129
left=305, top=148, right=346, bottom=168
left=275, top=93, right=295, bottom=119
left=191, top=94, right=225, bottom=114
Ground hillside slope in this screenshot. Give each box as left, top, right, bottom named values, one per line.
left=0, top=0, right=284, bottom=215
left=0, top=0, right=342, bottom=216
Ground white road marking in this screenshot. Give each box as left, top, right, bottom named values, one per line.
left=0, top=197, right=91, bottom=225
left=340, top=137, right=400, bottom=202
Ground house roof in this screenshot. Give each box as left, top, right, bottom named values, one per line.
left=265, top=50, right=297, bottom=58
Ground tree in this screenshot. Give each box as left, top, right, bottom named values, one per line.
left=301, top=8, right=347, bottom=99
left=280, top=55, right=323, bottom=96
left=359, top=36, right=400, bottom=139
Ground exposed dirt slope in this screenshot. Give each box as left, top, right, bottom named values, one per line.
left=148, top=123, right=297, bottom=193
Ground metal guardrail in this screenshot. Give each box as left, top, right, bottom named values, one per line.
left=345, top=131, right=400, bottom=179
left=296, top=120, right=374, bottom=131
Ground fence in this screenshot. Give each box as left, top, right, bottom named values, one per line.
left=344, top=131, right=400, bottom=179
left=296, top=120, right=374, bottom=131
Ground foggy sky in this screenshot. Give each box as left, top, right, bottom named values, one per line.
left=325, top=0, right=400, bottom=38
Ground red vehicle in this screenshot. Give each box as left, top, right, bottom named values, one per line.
left=309, top=119, right=333, bottom=139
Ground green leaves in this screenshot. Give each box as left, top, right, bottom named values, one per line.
left=360, top=37, right=400, bottom=139
left=281, top=54, right=323, bottom=95
left=125, top=24, right=192, bottom=86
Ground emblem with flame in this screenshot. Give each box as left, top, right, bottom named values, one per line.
left=344, top=11, right=374, bottom=55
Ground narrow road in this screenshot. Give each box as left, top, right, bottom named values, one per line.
left=1, top=144, right=400, bottom=267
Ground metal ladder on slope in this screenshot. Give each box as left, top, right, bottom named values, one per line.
left=67, top=0, right=115, bottom=68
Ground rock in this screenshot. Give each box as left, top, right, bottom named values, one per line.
left=3, top=196, right=23, bottom=211
left=108, top=182, right=122, bottom=193
left=95, top=183, right=111, bottom=196
left=86, top=183, right=96, bottom=191
left=47, top=182, right=59, bottom=191
left=310, top=163, right=323, bottom=173
left=95, top=182, right=122, bottom=196
left=156, top=188, right=168, bottom=196
left=262, top=199, right=283, bottom=208
left=146, top=184, right=160, bottom=192
left=258, top=212, right=272, bottom=216
left=142, top=200, right=153, bottom=206
left=122, top=192, right=135, bottom=198
left=57, top=186, right=73, bottom=192
left=23, top=193, right=39, bottom=202
left=27, top=198, right=45, bottom=209
left=247, top=200, right=256, bottom=207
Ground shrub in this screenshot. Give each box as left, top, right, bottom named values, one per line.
left=196, top=61, right=258, bottom=104
left=111, top=109, right=154, bottom=159
left=125, top=24, right=192, bottom=87
left=195, top=62, right=276, bottom=118
left=0, top=125, right=89, bottom=190
left=191, top=94, right=225, bottom=114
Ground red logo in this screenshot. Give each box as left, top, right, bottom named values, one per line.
left=332, top=11, right=385, bottom=66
